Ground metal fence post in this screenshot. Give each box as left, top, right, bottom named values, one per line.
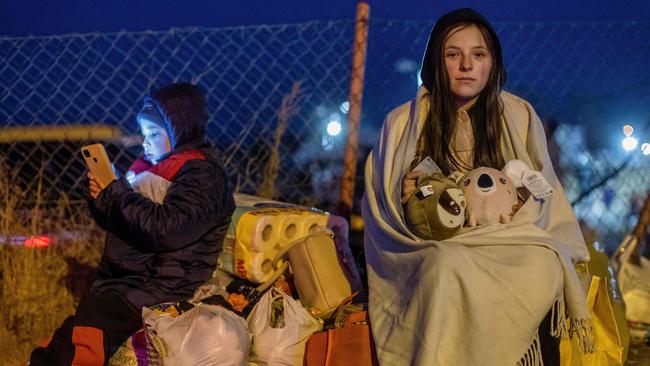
left=337, top=1, right=370, bottom=219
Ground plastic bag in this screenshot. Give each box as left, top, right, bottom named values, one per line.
left=190, top=269, right=234, bottom=303
left=614, top=235, right=650, bottom=332
left=143, top=303, right=252, bottom=366
left=109, top=328, right=160, bottom=366
left=560, top=275, right=626, bottom=366
left=248, top=287, right=322, bottom=365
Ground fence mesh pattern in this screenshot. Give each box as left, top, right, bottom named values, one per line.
left=0, top=22, right=355, bottom=209
left=1, top=19, right=649, bottom=251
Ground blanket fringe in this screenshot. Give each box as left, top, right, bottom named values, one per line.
left=516, top=332, right=542, bottom=366
left=550, top=297, right=566, bottom=338
left=569, top=318, right=595, bottom=353
left=550, top=297, right=595, bottom=354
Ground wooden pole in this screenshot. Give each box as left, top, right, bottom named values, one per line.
left=337, top=1, right=369, bottom=219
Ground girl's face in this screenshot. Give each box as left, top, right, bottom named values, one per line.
left=140, top=119, right=171, bottom=164
left=444, top=24, right=493, bottom=107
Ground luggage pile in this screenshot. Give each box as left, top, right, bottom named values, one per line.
left=109, top=194, right=376, bottom=366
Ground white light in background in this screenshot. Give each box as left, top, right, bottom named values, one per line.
left=623, top=124, right=634, bottom=137
left=621, top=124, right=639, bottom=152
left=321, top=135, right=334, bottom=151
left=577, top=153, right=590, bottom=166
left=327, top=120, right=342, bottom=136
left=622, top=136, right=638, bottom=151
left=315, top=105, right=328, bottom=118
left=642, top=143, right=650, bottom=155
left=339, top=101, right=350, bottom=114
left=395, top=58, right=418, bottom=73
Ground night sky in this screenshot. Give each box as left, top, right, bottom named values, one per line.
left=1, top=0, right=649, bottom=36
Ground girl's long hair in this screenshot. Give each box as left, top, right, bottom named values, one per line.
left=421, top=22, right=506, bottom=175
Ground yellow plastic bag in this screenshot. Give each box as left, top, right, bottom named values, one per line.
left=584, top=238, right=630, bottom=361
left=560, top=275, right=626, bottom=366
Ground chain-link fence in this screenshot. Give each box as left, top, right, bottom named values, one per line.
left=1, top=19, right=649, bottom=252
left=0, top=22, right=356, bottom=209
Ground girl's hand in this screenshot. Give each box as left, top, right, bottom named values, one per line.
left=401, top=170, right=425, bottom=204
left=87, top=172, right=108, bottom=199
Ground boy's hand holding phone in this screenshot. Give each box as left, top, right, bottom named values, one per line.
left=87, top=171, right=112, bottom=199
left=81, top=143, right=117, bottom=199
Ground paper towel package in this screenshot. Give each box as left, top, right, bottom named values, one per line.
left=278, top=213, right=306, bottom=243
left=217, top=194, right=362, bottom=290
left=233, top=209, right=329, bottom=283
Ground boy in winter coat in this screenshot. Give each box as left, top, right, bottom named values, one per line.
left=29, top=82, right=235, bottom=366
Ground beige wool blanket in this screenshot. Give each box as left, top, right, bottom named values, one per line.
left=362, top=86, right=593, bottom=365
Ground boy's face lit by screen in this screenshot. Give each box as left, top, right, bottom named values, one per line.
left=139, top=119, right=171, bottom=164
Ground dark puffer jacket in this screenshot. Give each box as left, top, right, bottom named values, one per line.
left=86, top=83, right=235, bottom=310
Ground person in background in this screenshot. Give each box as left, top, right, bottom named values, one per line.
left=362, top=8, right=592, bottom=365
left=29, top=82, right=235, bottom=366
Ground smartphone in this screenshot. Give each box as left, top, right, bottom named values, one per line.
left=81, top=143, right=117, bottom=186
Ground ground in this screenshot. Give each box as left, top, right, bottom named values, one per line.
left=628, top=337, right=650, bottom=365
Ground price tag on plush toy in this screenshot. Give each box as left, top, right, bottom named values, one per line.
left=521, top=170, right=553, bottom=199
left=412, top=156, right=442, bottom=175
left=418, top=184, right=434, bottom=198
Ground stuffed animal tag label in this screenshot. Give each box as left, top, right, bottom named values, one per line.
left=522, top=170, right=553, bottom=199
left=419, top=185, right=434, bottom=197
left=412, top=156, right=442, bottom=175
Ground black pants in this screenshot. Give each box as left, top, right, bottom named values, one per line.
left=539, top=307, right=561, bottom=366
left=29, top=290, right=141, bottom=366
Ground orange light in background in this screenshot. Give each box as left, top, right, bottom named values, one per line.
left=24, top=235, right=53, bottom=248
left=623, top=124, right=634, bottom=137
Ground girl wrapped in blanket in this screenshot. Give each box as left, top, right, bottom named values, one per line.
left=362, top=8, right=593, bottom=366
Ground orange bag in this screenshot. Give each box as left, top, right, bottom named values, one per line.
left=303, top=294, right=378, bottom=366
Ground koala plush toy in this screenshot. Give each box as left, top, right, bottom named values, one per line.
left=457, top=167, right=517, bottom=227
left=404, top=172, right=466, bottom=240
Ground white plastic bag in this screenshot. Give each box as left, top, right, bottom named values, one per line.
left=143, top=303, right=252, bottom=366
left=190, top=269, right=234, bottom=303
left=248, top=287, right=322, bottom=365
left=614, top=235, right=650, bottom=335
